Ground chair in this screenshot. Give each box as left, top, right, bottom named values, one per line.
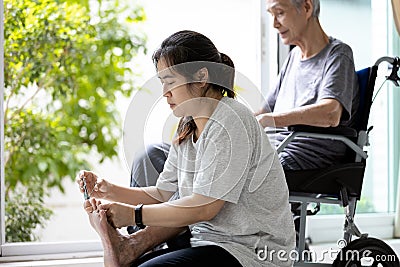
left=278, top=56, right=400, bottom=266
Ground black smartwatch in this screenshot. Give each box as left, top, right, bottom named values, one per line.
left=135, top=204, right=146, bottom=229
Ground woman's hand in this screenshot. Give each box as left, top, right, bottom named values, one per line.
left=77, top=170, right=112, bottom=200
left=99, top=202, right=135, bottom=229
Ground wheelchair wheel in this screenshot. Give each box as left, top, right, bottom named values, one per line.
left=333, top=237, right=399, bottom=267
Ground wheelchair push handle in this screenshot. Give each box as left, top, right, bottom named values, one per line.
left=374, top=56, right=400, bottom=86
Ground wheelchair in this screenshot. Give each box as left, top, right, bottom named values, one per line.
left=279, top=56, right=400, bottom=266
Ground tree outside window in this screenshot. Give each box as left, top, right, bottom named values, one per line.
left=4, top=0, right=146, bottom=242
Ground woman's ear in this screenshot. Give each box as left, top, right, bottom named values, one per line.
left=196, top=67, right=209, bottom=88
left=304, top=0, right=313, bottom=19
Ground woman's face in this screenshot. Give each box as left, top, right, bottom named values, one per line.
left=267, top=0, right=308, bottom=46
left=157, top=59, right=200, bottom=117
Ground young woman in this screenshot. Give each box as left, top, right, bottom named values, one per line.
left=79, top=30, right=295, bottom=267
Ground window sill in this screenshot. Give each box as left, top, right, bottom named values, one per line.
left=0, top=249, right=103, bottom=266
left=0, top=256, right=103, bottom=267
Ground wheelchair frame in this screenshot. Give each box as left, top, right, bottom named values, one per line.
left=276, top=56, right=400, bottom=266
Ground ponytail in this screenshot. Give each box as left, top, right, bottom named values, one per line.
left=219, top=52, right=235, bottom=99
left=175, top=116, right=196, bottom=145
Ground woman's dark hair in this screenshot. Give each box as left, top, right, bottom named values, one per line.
left=152, top=30, right=235, bottom=144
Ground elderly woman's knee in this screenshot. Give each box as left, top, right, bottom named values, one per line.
left=130, top=143, right=170, bottom=187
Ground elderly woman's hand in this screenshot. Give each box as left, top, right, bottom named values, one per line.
left=256, top=112, right=275, bottom=128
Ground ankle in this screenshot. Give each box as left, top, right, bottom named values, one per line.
left=131, top=228, right=158, bottom=251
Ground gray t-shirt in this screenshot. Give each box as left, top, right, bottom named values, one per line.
left=157, top=97, right=296, bottom=266
left=264, top=37, right=359, bottom=169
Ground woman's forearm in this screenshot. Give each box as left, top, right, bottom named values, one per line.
left=99, top=193, right=225, bottom=229
left=106, top=184, right=172, bottom=205
left=141, top=194, right=225, bottom=228
left=258, top=99, right=343, bottom=128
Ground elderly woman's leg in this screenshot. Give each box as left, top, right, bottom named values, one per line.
left=130, top=143, right=170, bottom=188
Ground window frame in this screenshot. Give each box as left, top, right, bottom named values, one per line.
left=388, top=2, right=400, bottom=213
left=0, top=0, right=104, bottom=258
left=1, top=0, right=5, bottom=254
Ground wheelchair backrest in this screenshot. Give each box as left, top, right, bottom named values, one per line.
left=355, top=66, right=378, bottom=132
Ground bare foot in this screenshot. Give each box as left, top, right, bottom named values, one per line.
left=88, top=210, right=149, bottom=267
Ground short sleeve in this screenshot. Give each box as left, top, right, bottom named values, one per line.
left=319, top=44, right=357, bottom=121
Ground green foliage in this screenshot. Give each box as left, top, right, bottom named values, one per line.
left=5, top=179, right=53, bottom=242
left=4, top=0, right=146, bottom=241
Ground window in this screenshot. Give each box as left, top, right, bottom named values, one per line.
left=317, top=0, right=398, bottom=215
left=271, top=0, right=399, bottom=216
left=0, top=0, right=263, bottom=259
left=263, top=0, right=399, bottom=242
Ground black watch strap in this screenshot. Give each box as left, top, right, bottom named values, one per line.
left=135, top=204, right=146, bottom=229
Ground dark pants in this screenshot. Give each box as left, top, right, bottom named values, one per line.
left=130, top=143, right=171, bottom=188
left=132, top=245, right=242, bottom=267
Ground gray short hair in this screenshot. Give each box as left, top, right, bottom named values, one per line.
left=291, top=0, right=320, bottom=18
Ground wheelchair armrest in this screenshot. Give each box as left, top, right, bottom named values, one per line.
left=276, top=126, right=367, bottom=159
left=288, top=125, right=358, bottom=138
